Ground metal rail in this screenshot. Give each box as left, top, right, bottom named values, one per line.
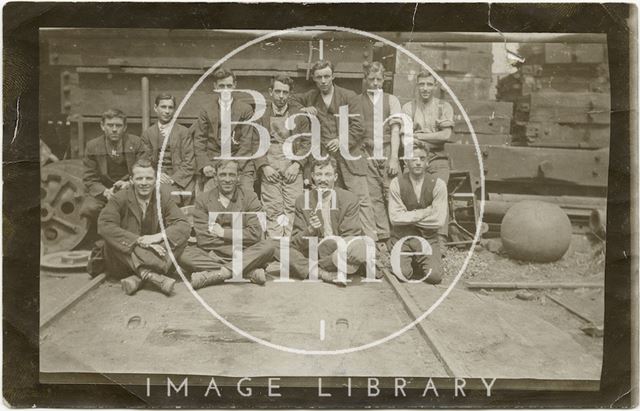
left=382, top=270, right=467, bottom=377
left=40, top=273, right=106, bottom=329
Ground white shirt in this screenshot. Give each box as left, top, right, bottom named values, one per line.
left=137, top=196, right=151, bottom=219
left=271, top=102, right=288, bottom=117
left=218, top=193, right=231, bottom=209
left=218, top=96, right=234, bottom=112
left=319, top=194, right=334, bottom=237
left=158, top=121, right=171, bottom=140
left=388, top=175, right=448, bottom=230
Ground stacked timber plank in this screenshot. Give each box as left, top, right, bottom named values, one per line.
left=516, top=91, right=610, bottom=148
left=393, top=42, right=514, bottom=146
left=450, top=100, right=513, bottom=146
left=497, top=43, right=610, bottom=148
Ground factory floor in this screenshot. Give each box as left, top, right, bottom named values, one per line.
left=40, top=233, right=603, bottom=385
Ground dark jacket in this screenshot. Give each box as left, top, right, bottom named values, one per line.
left=97, top=185, right=190, bottom=255
left=83, top=134, right=148, bottom=197
left=141, top=122, right=195, bottom=189
left=192, top=185, right=264, bottom=253
left=192, top=96, right=256, bottom=174
left=254, top=101, right=311, bottom=171
left=291, top=187, right=362, bottom=252
left=292, top=85, right=367, bottom=175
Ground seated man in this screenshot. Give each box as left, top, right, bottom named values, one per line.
left=141, top=93, right=196, bottom=206
left=289, top=157, right=367, bottom=286
left=97, top=159, right=191, bottom=296
left=178, top=160, right=274, bottom=289
left=82, top=108, right=148, bottom=222
left=388, top=146, right=447, bottom=284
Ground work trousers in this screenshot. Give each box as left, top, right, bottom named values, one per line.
left=288, top=236, right=367, bottom=280
left=427, top=154, right=450, bottom=242
left=389, top=231, right=442, bottom=284
left=365, top=146, right=392, bottom=241
left=261, top=175, right=303, bottom=238
left=338, top=161, right=378, bottom=242
left=178, top=241, right=275, bottom=279
left=103, top=244, right=176, bottom=280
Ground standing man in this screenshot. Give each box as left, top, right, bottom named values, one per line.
left=141, top=93, right=196, bottom=206
left=292, top=60, right=378, bottom=242
left=192, top=68, right=257, bottom=194
left=358, top=61, right=403, bottom=251
left=289, top=157, right=367, bottom=286
left=401, top=70, right=454, bottom=250
left=388, top=147, right=447, bottom=284
left=401, top=70, right=454, bottom=182
left=97, top=159, right=191, bottom=296
left=255, top=75, right=310, bottom=238
left=178, top=160, right=275, bottom=289
left=82, top=108, right=148, bottom=222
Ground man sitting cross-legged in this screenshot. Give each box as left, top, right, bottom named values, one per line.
left=388, top=146, right=447, bottom=284
left=97, top=158, right=191, bottom=296
left=288, top=157, right=368, bottom=286
left=178, top=160, right=275, bottom=289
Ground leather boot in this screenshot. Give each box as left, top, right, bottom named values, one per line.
left=190, top=267, right=232, bottom=290
left=319, top=269, right=347, bottom=287
left=121, top=275, right=143, bottom=295
left=247, top=268, right=266, bottom=286
left=141, top=271, right=176, bottom=296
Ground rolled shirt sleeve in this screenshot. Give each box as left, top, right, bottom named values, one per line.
left=415, top=178, right=448, bottom=230
left=388, top=176, right=448, bottom=230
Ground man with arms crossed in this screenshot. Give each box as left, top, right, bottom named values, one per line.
left=97, top=159, right=191, bottom=296
left=293, top=60, right=378, bottom=242
left=141, top=93, right=196, bottom=206
left=178, top=160, right=274, bottom=289
left=192, top=68, right=257, bottom=193
left=388, top=146, right=447, bottom=284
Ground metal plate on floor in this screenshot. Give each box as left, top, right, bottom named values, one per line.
left=41, top=250, right=91, bottom=272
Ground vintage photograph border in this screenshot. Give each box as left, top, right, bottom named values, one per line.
left=3, top=2, right=636, bottom=408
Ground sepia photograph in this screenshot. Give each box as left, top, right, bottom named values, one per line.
left=3, top=2, right=636, bottom=408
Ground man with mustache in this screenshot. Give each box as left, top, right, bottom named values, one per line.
left=97, top=159, right=191, bottom=296
left=82, top=108, right=149, bottom=222
left=178, top=160, right=275, bottom=289
left=388, top=146, right=447, bottom=284
left=288, top=157, right=367, bottom=286
left=401, top=71, right=454, bottom=253
left=192, top=68, right=257, bottom=194
left=292, top=60, right=378, bottom=243
left=141, top=94, right=196, bottom=206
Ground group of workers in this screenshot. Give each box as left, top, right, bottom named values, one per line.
left=80, top=59, right=454, bottom=296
